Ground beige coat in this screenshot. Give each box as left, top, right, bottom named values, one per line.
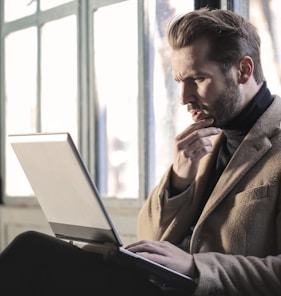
left=138, top=96, right=281, bottom=295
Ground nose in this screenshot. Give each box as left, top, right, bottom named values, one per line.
left=179, top=80, right=196, bottom=105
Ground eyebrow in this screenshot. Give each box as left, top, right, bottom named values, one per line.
left=174, top=71, right=209, bottom=82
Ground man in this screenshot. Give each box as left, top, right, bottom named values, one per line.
left=0, top=7, right=281, bottom=296
left=127, top=7, right=281, bottom=295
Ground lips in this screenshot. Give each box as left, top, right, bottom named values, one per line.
left=187, top=103, right=211, bottom=122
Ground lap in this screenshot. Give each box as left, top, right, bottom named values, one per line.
left=0, top=231, right=169, bottom=295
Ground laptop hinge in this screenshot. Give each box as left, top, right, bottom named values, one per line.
left=63, top=239, right=119, bottom=256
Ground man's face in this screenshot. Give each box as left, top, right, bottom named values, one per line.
left=171, top=38, right=244, bottom=128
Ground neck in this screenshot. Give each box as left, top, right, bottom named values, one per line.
left=224, top=81, right=272, bottom=133
left=243, top=79, right=263, bottom=105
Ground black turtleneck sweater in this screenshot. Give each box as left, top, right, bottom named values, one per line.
left=192, top=82, right=273, bottom=230
left=214, top=82, right=273, bottom=186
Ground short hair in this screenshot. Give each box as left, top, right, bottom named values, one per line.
left=167, top=8, right=264, bottom=83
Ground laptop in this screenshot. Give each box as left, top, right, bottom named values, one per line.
left=8, top=132, right=196, bottom=293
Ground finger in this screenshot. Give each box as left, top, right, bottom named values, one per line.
left=126, top=240, right=167, bottom=254
left=125, top=240, right=152, bottom=250
left=177, top=118, right=214, bottom=140
left=177, top=124, right=221, bottom=144
left=180, top=134, right=212, bottom=155
left=133, top=242, right=179, bottom=266
left=138, top=241, right=172, bottom=255
left=176, top=128, right=219, bottom=156
left=184, top=142, right=213, bottom=160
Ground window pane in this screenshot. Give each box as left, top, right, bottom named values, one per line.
left=94, top=0, right=138, bottom=198
left=152, top=0, right=194, bottom=189
left=41, top=16, right=78, bottom=142
left=40, top=0, right=73, bottom=11
left=5, top=28, right=37, bottom=196
left=4, top=0, right=36, bottom=22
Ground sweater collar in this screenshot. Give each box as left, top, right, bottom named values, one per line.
left=223, top=82, right=273, bottom=137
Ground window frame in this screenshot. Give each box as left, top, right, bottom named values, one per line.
left=88, top=0, right=146, bottom=207
left=0, top=0, right=146, bottom=209
left=0, top=1, right=81, bottom=205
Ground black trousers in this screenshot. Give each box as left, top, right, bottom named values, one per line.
left=0, top=231, right=190, bottom=296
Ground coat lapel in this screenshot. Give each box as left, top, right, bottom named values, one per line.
left=200, top=133, right=272, bottom=220
left=194, top=95, right=281, bottom=227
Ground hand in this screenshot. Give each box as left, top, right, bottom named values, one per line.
left=126, top=240, right=196, bottom=278
left=172, top=118, right=221, bottom=192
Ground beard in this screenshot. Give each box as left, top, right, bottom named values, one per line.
left=207, top=76, right=242, bottom=128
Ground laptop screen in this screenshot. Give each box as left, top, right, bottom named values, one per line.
left=9, top=132, right=122, bottom=245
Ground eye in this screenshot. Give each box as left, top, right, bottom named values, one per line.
left=194, top=77, right=205, bottom=82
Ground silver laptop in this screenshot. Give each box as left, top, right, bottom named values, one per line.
left=8, top=132, right=196, bottom=292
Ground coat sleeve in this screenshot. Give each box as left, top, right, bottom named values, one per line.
left=193, top=186, right=281, bottom=296
left=193, top=252, right=281, bottom=295
left=137, top=165, right=198, bottom=243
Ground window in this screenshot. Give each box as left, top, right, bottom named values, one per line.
left=92, top=1, right=139, bottom=198
left=2, top=0, right=78, bottom=201
left=1, top=0, right=195, bottom=205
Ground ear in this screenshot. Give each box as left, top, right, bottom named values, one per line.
left=237, top=56, right=254, bottom=84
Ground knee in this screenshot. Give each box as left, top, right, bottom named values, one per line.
left=0, top=231, right=43, bottom=261
left=7, top=230, right=52, bottom=254
left=13, top=230, right=45, bottom=245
